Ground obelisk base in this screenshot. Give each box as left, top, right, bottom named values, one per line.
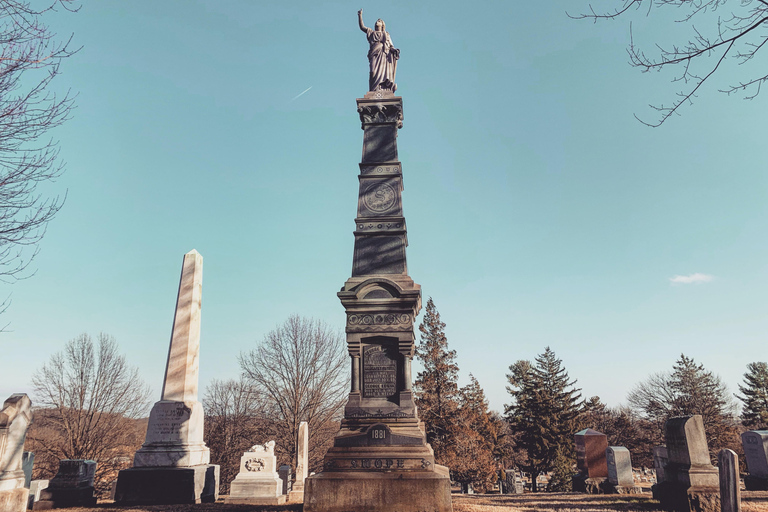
left=304, top=467, right=452, bottom=512
left=0, top=487, right=28, bottom=512
left=114, top=465, right=219, bottom=505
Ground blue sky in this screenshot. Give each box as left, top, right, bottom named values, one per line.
left=2, top=0, right=767, bottom=415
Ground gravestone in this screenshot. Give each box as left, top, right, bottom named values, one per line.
left=741, top=430, right=768, bottom=490
left=654, top=446, right=669, bottom=483
left=504, top=470, right=523, bottom=494
left=115, top=250, right=219, bottom=504
left=605, top=446, right=640, bottom=494
left=287, top=422, right=308, bottom=503
left=225, top=441, right=285, bottom=505
left=27, top=480, right=48, bottom=510
left=652, top=415, right=720, bottom=512
left=718, top=449, right=740, bottom=512
left=278, top=465, right=291, bottom=495
left=573, top=428, right=608, bottom=493
left=302, top=18, right=452, bottom=512
left=34, top=459, right=97, bottom=509
left=0, top=394, right=32, bottom=512
left=22, top=453, right=34, bottom=488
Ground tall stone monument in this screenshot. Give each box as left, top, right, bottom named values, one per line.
left=0, top=394, right=32, bottom=512
left=115, top=250, right=219, bottom=504
left=653, top=415, right=720, bottom=512
left=303, top=12, right=452, bottom=512
left=287, top=421, right=308, bottom=503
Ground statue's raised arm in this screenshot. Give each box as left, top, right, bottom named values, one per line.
left=358, top=9, right=399, bottom=93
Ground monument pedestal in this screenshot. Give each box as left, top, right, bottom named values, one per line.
left=114, top=466, right=219, bottom=505
left=0, top=486, right=27, bottom=512
left=305, top=469, right=451, bottom=512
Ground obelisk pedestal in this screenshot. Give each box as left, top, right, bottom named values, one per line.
left=303, top=92, right=452, bottom=512
left=115, top=250, right=219, bottom=504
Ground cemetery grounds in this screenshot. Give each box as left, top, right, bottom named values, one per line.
left=37, top=491, right=768, bottom=512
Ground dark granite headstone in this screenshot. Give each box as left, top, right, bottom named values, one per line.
left=652, top=415, right=719, bottom=512
left=741, top=430, right=768, bottom=490
left=653, top=446, right=669, bottom=483
left=34, top=459, right=97, bottom=509
left=575, top=428, right=608, bottom=478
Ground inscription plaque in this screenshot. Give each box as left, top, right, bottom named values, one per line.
left=363, top=344, right=397, bottom=399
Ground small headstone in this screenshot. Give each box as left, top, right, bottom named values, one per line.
left=0, top=394, right=33, bottom=512
left=21, top=452, right=34, bottom=488
left=718, top=449, right=740, bottom=512
left=278, top=465, right=291, bottom=495
left=225, top=441, right=286, bottom=505
left=504, top=469, right=523, bottom=494
left=652, top=415, right=719, bottom=512
left=27, top=480, right=49, bottom=510
left=573, top=428, right=608, bottom=493
left=741, top=430, right=768, bottom=490
left=33, top=459, right=97, bottom=509
left=653, top=446, right=669, bottom=483
left=606, top=447, right=634, bottom=487
left=287, top=421, right=308, bottom=503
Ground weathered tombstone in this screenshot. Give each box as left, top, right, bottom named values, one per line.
left=573, top=428, right=609, bottom=493
left=27, top=480, right=49, bottom=510
left=302, top=17, right=451, bottom=512
left=115, top=250, right=219, bottom=504
left=718, top=449, right=740, bottom=512
left=652, top=415, right=720, bottom=512
left=34, top=459, right=97, bottom=509
left=0, top=394, right=32, bottom=512
left=504, top=469, right=523, bottom=494
left=287, top=422, right=307, bottom=503
left=741, top=430, right=768, bottom=490
left=654, top=446, right=670, bottom=483
left=225, top=441, right=285, bottom=505
left=605, top=446, right=640, bottom=493
left=278, top=465, right=291, bottom=495
left=21, top=453, right=34, bottom=488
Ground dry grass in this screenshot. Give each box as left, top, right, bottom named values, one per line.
left=452, top=491, right=768, bottom=512
left=46, top=492, right=768, bottom=512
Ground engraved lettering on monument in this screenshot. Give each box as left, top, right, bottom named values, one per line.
left=363, top=345, right=397, bottom=398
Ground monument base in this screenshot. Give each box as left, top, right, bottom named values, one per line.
left=33, top=487, right=97, bottom=510
left=603, top=483, right=643, bottom=494
left=0, top=487, right=28, bottom=512
left=304, top=467, right=452, bottom=512
left=224, top=495, right=286, bottom=505
left=572, top=474, right=607, bottom=494
left=287, top=488, right=304, bottom=503
left=744, top=475, right=768, bottom=491
left=652, top=482, right=720, bottom=512
left=114, top=465, right=219, bottom=504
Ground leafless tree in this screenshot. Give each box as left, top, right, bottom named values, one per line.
left=572, top=0, right=768, bottom=126
left=238, top=315, right=348, bottom=474
left=28, top=332, right=150, bottom=494
left=203, top=378, right=268, bottom=494
left=0, top=0, right=77, bottom=310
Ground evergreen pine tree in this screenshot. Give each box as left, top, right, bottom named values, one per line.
left=450, top=375, right=498, bottom=492
left=737, top=362, right=768, bottom=429
left=414, top=297, right=460, bottom=463
left=505, top=347, right=582, bottom=492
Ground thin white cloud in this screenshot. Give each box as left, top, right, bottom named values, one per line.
left=669, top=273, right=714, bottom=285
left=290, top=86, right=312, bottom=102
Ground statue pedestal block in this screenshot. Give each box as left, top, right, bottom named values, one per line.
left=305, top=468, right=451, bottom=512
left=114, top=465, right=219, bottom=505
left=0, top=487, right=28, bottom=512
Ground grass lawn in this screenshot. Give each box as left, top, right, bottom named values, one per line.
left=46, top=491, right=768, bottom=512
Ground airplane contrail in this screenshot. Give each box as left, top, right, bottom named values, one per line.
left=291, top=86, right=313, bottom=101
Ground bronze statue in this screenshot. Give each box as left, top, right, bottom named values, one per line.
left=358, top=9, right=399, bottom=93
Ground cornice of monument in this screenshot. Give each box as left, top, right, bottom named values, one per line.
left=356, top=98, right=403, bottom=129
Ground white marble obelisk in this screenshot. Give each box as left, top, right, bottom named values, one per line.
left=287, top=422, right=308, bottom=503
left=133, top=249, right=210, bottom=467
